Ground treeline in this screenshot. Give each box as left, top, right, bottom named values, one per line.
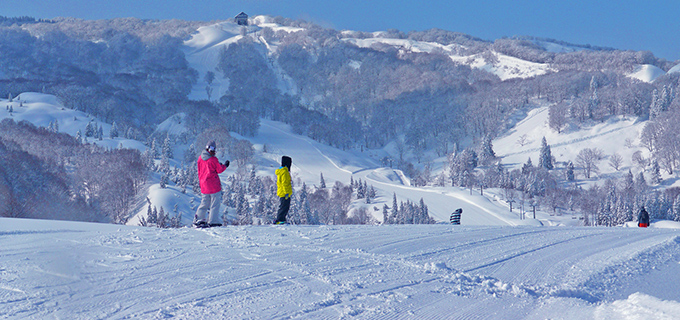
left=442, top=134, right=680, bottom=226
left=0, top=16, right=52, bottom=26
left=0, top=119, right=146, bottom=222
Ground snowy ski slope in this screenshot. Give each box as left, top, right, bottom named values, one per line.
left=2, top=218, right=680, bottom=319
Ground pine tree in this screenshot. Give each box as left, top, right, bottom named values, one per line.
left=479, top=136, right=496, bottom=165
left=160, top=173, right=168, bottom=189
left=150, top=138, right=159, bottom=159
left=635, top=172, right=647, bottom=194
left=85, top=121, right=95, bottom=137
left=319, top=172, right=326, bottom=189
left=651, top=160, right=662, bottom=184
left=147, top=205, right=158, bottom=225
left=672, top=195, right=680, bottom=222
left=356, top=179, right=365, bottom=199
left=75, top=130, right=82, bottom=143
left=538, top=137, right=553, bottom=170
left=163, top=134, right=173, bottom=159
left=566, top=161, right=575, bottom=181
left=382, top=204, right=389, bottom=224
left=522, top=157, right=534, bottom=175
left=110, top=121, right=119, bottom=139
left=390, top=193, right=398, bottom=224
left=157, top=207, right=167, bottom=228
left=235, top=187, right=250, bottom=225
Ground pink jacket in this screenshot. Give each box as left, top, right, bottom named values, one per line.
left=197, top=150, right=227, bottom=194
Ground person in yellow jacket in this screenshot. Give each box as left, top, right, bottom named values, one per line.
left=275, top=156, right=293, bottom=224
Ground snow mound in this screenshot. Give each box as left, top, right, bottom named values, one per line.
left=366, top=168, right=407, bottom=185
left=627, top=64, right=665, bottom=83
left=595, top=293, right=680, bottom=320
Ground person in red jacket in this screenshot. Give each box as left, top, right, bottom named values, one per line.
left=194, top=140, right=229, bottom=228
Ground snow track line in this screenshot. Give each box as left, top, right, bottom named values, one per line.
left=463, top=232, right=596, bottom=273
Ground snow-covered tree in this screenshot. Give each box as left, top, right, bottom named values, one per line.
left=110, top=121, right=119, bottom=139
left=566, top=161, right=575, bottom=181
left=162, top=134, right=173, bottom=159
left=538, top=137, right=553, bottom=170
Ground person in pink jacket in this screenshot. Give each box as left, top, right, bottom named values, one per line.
left=194, top=140, right=229, bottom=228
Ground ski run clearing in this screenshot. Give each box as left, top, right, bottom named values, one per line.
left=2, top=218, right=680, bottom=319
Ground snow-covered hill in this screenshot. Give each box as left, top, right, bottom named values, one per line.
left=182, top=16, right=556, bottom=102
left=0, top=92, right=146, bottom=152
left=3, top=91, right=667, bottom=227
left=2, top=217, right=680, bottom=319
left=627, top=64, right=666, bottom=83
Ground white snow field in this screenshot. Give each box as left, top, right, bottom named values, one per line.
left=2, top=218, right=680, bottom=319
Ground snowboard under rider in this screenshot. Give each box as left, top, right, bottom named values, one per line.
left=275, top=156, right=293, bottom=224
left=638, top=206, right=650, bottom=228
left=194, top=140, right=230, bottom=228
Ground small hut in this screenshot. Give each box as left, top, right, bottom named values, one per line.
left=235, top=12, right=248, bottom=26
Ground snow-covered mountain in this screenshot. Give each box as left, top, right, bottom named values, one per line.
left=4, top=14, right=680, bottom=320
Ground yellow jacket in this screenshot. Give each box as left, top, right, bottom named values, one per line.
left=276, top=166, right=292, bottom=198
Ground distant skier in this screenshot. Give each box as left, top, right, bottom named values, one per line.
left=450, top=208, right=462, bottom=225
left=638, top=206, right=650, bottom=228
left=275, top=156, right=293, bottom=224
left=194, top=140, right=230, bottom=228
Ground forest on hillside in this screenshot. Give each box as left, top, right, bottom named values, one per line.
left=1, top=16, right=680, bottom=225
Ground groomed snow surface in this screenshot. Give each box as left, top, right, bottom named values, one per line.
left=2, top=218, right=680, bottom=319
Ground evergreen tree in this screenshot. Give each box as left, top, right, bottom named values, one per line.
left=479, top=136, right=496, bottom=165
left=110, top=121, right=119, bottom=139
left=147, top=205, right=158, bottom=225
left=235, top=187, right=250, bottom=225
left=163, top=134, right=173, bottom=159
left=320, top=172, right=326, bottom=189
left=75, top=130, right=82, bottom=143
left=157, top=207, right=167, bottom=228
left=672, top=195, right=680, bottom=222
left=566, top=161, right=575, bottom=181
left=390, top=193, right=398, bottom=224
left=150, top=138, right=159, bottom=159
left=651, top=160, right=662, bottom=184
left=357, top=179, right=366, bottom=199
left=522, top=157, right=534, bottom=175
left=160, top=173, right=169, bottom=189
left=538, top=137, right=553, bottom=170
left=85, top=121, right=95, bottom=137
left=382, top=204, right=389, bottom=224
left=635, top=172, right=648, bottom=194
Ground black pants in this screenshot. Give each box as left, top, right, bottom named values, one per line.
left=276, top=196, right=291, bottom=223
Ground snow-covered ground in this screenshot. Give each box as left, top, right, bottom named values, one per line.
left=2, top=217, right=680, bottom=319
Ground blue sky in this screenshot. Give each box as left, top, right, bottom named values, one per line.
left=2, top=0, right=678, bottom=61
